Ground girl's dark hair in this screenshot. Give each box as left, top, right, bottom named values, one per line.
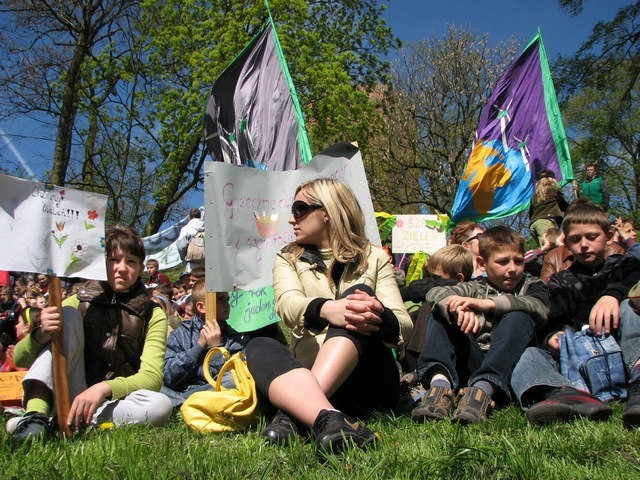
left=105, top=225, right=146, bottom=263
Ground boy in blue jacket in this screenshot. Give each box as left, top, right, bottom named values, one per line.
left=161, top=280, right=245, bottom=407
left=162, top=279, right=285, bottom=407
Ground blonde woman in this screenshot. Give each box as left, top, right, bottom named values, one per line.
left=246, top=178, right=412, bottom=454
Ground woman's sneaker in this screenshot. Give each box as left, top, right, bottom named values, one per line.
left=411, top=386, right=456, bottom=422
left=312, top=409, right=377, bottom=454
left=261, top=410, right=301, bottom=445
left=10, top=412, right=54, bottom=445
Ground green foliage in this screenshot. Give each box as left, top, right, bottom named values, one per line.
left=133, top=0, right=398, bottom=233
left=554, top=1, right=640, bottom=223
left=3, top=405, right=640, bottom=479
left=0, top=1, right=397, bottom=234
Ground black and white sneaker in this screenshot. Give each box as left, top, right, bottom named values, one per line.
left=10, top=412, right=54, bottom=445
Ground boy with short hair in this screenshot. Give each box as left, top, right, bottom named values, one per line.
left=161, top=280, right=246, bottom=407
left=401, top=245, right=475, bottom=372
left=162, top=280, right=286, bottom=408
left=411, top=226, right=549, bottom=424
left=145, top=258, right=171, bottom=289
left=401, top=245, right=474, bottom=304
left=511, top=200, right=640, bottom=425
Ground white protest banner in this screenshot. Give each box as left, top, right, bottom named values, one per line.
left=204, top=142, right=379, bottom=292
left=391, top=214, right=447, bottom=254
left=0, top=175, right=107, bottom=279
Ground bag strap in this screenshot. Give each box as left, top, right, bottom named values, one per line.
left=214, top=351, right=249, bottom=391
left=202, top=346, right=230, bottom=387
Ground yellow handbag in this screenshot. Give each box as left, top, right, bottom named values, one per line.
left=180, top=346, right=258, bottom=433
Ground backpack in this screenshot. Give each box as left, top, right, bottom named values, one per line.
left=185, top=231, right=205, bottom=262
left=560, top=326, right=627, bottom=402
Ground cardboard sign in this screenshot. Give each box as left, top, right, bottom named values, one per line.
left=391, top=215, right=447, bottom=254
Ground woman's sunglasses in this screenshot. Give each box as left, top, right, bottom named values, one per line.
left=465, top=233, right=482, bottom=243
left=291, top=200, right=322, bottom=221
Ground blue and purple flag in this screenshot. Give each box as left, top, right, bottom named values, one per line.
left=450, top=31, right=573, bottom=223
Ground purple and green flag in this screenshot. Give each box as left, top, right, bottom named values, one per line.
left=204, top=18, right=312, bottom=170
left=450, top=31, right=574, bottom=223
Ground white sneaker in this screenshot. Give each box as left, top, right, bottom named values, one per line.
left=5, top=415, right=22, bottom=434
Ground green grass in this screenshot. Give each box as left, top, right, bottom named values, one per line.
left=3, top=403, right=640, bottom=479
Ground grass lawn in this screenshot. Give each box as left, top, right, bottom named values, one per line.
left=2, top=403, right=640, bottom=479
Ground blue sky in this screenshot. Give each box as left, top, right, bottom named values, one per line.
left=383, top=0, right=627, bottom=59
left=0, top=1, right=629, bottom=211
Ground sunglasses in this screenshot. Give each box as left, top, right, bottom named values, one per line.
left=291, top=200, right=322, bottom=221
left=465, top=233, right=481, bottom=243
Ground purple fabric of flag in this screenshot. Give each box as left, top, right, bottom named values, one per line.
left=451, top=34, right=573, bottom=223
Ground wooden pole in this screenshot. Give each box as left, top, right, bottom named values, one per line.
left=204, top=291, right=217, bottom=325
left=47, top=276, right=72, bottom=438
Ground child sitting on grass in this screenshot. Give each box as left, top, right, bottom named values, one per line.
left=411, top=226, right=549, bottom=424
left=162, top=280, right=285, bottom=408
left=511, top=200, right=640, bottom=426
left=8, top=225, right=173, bottom=445
left=401, top=245, right=475, bottom=373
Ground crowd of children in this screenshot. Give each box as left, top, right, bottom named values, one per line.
left=3, top=190, right=640, bottom=457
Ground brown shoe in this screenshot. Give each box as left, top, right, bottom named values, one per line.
left=411, top=386, right=456, bottom=422
left=452, top=386, right=494, bottom=424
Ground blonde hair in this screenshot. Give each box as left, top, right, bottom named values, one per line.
left=428, top=245, right=474, bottom=280
left=533, top=177, right=559, bottom=204
left=191, top=279, right=206, bottom=305
left=287, top=178, right=370, bottom=275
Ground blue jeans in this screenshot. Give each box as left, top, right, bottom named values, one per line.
left=160, top=371, right=235, bottom=408
left=416, top=310, right=535, bottom=402
left=511, top=299, right=640, bottom=408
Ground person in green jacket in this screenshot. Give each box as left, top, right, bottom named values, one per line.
left=8, top=225, right=173, bottom=445
left=578, top=164, right=610, bottom=211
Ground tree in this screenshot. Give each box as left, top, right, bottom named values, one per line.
left=0, top=0, right=139, bottom=187
left=554, top=1, right=640, bottom=222
left=365, top=26, right=521, bottom=216
left=0, top=0, right=398, bottom=234
left=137, top=0, right=398, bottom=234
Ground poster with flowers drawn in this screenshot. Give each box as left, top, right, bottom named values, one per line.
left=203, top=142, right=379, bottom=293
left=0, top=175, right=107, bottom=279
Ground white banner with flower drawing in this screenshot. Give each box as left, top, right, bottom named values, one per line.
left=0, top=175, right=107, bottom=279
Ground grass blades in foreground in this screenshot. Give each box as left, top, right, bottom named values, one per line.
left=2, top=404, right=640, bottom=479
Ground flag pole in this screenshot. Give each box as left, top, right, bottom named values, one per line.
left=205, top=292, right=218, bottom=325
left=47, top=275, right=72, bottom=438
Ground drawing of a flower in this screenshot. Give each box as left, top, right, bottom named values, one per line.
left=87, top=210, right=98, bottom=220
left=71, top=240, right=87, bottom=257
